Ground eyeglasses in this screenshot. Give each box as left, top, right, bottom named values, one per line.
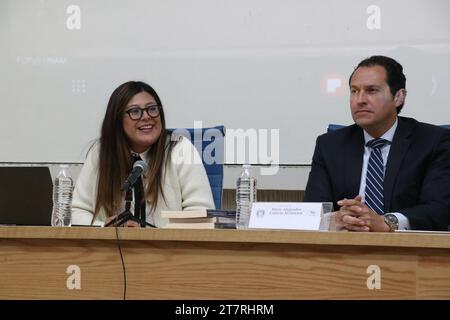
left=124, top=105, right=160, bottom=120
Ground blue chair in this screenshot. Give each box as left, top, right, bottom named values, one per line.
left=328, top=123, right=450, bottom=231
left=167, top=126, right=225, bottom=209
left=327, top=124, right=345, bottom=133
left=329, top=124, right=450, bottom=132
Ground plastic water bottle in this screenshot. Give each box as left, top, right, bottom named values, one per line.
left=236, top=164, right=257, bottom=229
left=51, top=165, right=74, bottom=227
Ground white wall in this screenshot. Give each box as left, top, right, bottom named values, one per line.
left=1, top=0, right=449, bottom=171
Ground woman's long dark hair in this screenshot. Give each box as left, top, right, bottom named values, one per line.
left=93, top=81, right=176, bottom=221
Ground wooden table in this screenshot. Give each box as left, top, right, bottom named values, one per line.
left=0, top=226, right=449, bottom=299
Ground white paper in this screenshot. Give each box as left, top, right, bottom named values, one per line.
left=248, top=202, right=324, bottom=231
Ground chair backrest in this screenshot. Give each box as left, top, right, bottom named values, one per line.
left=328, top=123, right=450, bottom=231
left=329, top=124, right=450, bottom=132
left=167, top=126, right=225, bottom=209
left=327, top=124, right=345, bottom=133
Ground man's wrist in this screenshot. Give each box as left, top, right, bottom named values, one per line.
left=383, top=213, right=399, bottom=232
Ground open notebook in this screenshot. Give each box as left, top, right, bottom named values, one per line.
left=0, top=166, right=53, bottom=226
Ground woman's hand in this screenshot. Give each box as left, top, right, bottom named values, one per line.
left=104, top=214, right=141, bottom=227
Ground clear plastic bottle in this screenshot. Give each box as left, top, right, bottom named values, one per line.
left=236, top=164, right=257, bottom=229
left=51, top=165, right=74, bottom=227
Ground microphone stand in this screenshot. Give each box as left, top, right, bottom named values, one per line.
left=104, top=184, right=156, bottom=228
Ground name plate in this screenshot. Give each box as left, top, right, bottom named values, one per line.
left=248, top=202, right=331, bottom=231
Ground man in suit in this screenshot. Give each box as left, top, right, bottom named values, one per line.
left=304, top=55, right=450, bottom=232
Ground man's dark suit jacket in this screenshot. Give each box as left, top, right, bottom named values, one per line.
left=304, top=117, right=450, bottom=231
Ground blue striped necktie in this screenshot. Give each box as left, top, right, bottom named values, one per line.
left=365, top=138, right=388, bottom=215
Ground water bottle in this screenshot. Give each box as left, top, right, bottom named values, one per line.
left=51, top=165, right=74, bottom=227
left=236, top=164, right=257, bottom=229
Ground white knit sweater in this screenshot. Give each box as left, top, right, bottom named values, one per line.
left=71, top=136, right=215, bottom=227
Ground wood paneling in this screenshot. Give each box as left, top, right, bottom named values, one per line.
left=0, top=227, right=449, bottom=299
left=221, top=189, right=305, bottom=210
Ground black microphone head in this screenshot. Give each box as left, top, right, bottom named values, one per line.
left=121, top=160, right=149, bottom=191
left=133, top=160, right=148, bottom=173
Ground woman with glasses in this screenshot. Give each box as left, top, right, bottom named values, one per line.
left=71, top=81, right=215, bottom=227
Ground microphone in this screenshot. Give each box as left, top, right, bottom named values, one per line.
left=121, top=160, right=148, bottom=191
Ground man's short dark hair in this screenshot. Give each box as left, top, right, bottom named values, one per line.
left=349, top=55, right=407, bottom=113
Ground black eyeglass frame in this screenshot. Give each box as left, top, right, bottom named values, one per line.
left=124, top=105, right=161, bottom=120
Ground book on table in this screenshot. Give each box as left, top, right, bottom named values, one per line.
left=160, top=209, right=236, bottom=219
left=161, top=210, right=236, bottom=229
